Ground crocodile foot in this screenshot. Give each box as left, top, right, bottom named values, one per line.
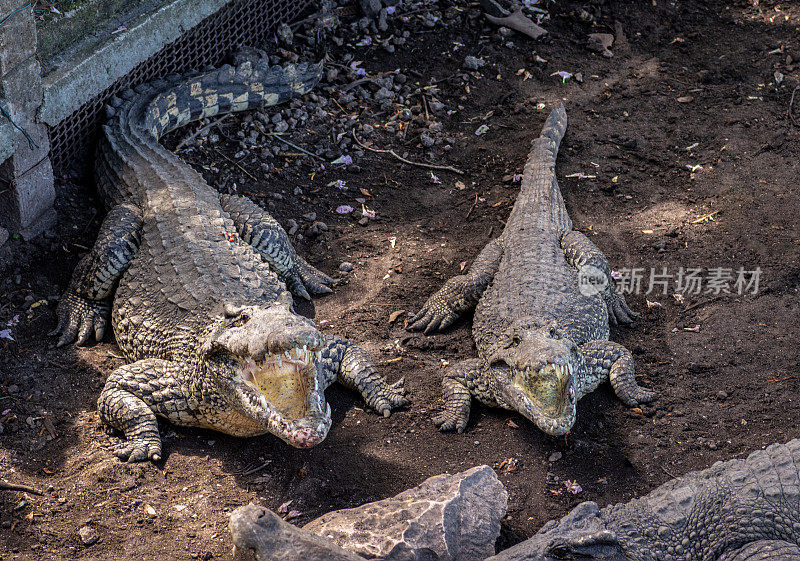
left=111, top=433, right=162, bottom=463
left=365, top=377, right=408, bottom=417
left=50, top=292, right=110, bottom=347
left=433, top=409, right=469, bottom=433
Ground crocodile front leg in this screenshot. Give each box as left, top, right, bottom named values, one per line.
left=98, top=358, right=191, bottom=462
left=561, top=230, right=637, bottom=325
left=220, top=194, right=335, bottom=299
left=432, top=359, right=504, bottom=432
left=52, top=203, right=142, bottom=346
left=408, top=236, right=504, bottom=334
left=317, top=335, right=408, bottom=417
left=579, top=340, right=656, bottom=406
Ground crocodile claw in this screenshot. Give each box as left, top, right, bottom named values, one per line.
left=432, top=409, right=468, bottom=433
left=50, top=292, right=110, bottom=347
left=407, top=295, right=458, bottom=334
left=113, top=436, right=162, bottom=463
left=368, top=377, right=409, bottom=417
left=608, top=293, right=638, bottom=325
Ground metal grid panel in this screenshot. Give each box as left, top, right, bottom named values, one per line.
left=49, top=0, right=312, bottom=178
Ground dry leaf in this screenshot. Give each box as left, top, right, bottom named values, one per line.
left=389, top=310, right=406, bottom=324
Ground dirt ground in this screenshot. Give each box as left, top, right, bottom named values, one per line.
left=2, top=0, right=800, bottom=558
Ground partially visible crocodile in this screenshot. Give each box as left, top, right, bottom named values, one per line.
left=488, top=439, right=800, bottom=561
left=408, top=105, right=653, bottom=435
left=51, top=56, right=407, bottom=462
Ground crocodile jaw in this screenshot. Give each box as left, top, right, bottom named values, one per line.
left=502, top=361, right=577, bottom=436
left=233, top=346, right=331, bottom=448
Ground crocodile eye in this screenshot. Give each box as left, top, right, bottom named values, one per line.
left=548, top=545, right=573, bottom=560
left=229, top=314, right=249, bottom=328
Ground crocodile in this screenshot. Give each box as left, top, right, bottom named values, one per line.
left=488, top=439, right=800, bottom=561
left=51, top=57, right=407, bottom=462
left=408, top=105, right=654, bottom=435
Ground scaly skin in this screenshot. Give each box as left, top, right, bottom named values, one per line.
left=52, top=57, right=407, bottom=462
left=488, top=439, right=800, bottom=561
left=409, top=105, right=653, bottom=436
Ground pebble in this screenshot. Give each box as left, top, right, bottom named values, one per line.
left=302, top=212, right=317, bottom=222
left=275, top=121, right=289, bottom=134
left=716, top=390, right=728, bottom=401
left=286, top=219, right=298, bottom=236
left=77, top=525, right=99, bottom=546
left=463, top=56, right=485, bottom=70
left=339, top=262, right=354, bottom=273
left=548, top=452, right=562, bottom=463
left=420, top=132, right=435, bottom=147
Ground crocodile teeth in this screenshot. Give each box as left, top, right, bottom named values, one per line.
left=315, top=350, right=322, bottom=362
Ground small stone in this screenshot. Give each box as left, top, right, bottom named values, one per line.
left=339, top=262, right=354, bottom=273
left=463, top=56, right=485, bottom=70
left=358, top=217, right=370, bottom=226
left=374, top=86, right=393, bottom=101
left=77, top=525, right=99, bottom=546
left=548, top=452, right=562, bottom=463
left=0, top=227, right=8, bottom=247
left=420, top=132, right=435, bottom=147
left=276, top=22, right=293, bottom=45
left=716, top=390, right=728, bottom=401
left=275, top=121, right=290, bottom=134
left=707, top=440, right=718, bottom=450
left=302, top=212, right=317, bottom=222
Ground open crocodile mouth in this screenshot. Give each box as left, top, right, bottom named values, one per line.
left=229, top=345, right=331, bottom=447
left=238, top=346, right=322, bottom=419
left=506, top=362, right=576, bottom=435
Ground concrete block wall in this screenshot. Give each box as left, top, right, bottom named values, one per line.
left=0, top=0, right=55, bottom=241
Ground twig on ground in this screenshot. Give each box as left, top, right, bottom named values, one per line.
left=352, top=130, right=464, bottom=175
left=264, top=133, right=322, bottom=160
left=213, top=148, right=258, bottom=182
left=176, top=113, right=232, bottom=151
left=0, top=480, right=43, bottom=495
left=466, top=193, right=480, bottom=219
left=789, top=85, right=800, bottom=126
left=422, top=95, right=430, bottom=123
left=241, top=460, right=272, bottom=476
left=690, top=210, right=720, bottom=224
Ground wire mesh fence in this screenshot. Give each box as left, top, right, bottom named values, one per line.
left=48, top=0, right=312, bottom=178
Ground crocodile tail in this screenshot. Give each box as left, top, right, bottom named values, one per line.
left=537, top=103, right=568, bottom=156
left=127, top=59, right=324, bottom=141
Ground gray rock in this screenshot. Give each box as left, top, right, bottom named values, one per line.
left=359, top=0, right=383, bottom=18
left=77, top=525, right=99, bottom=546
left=276, top=22, right=293, bottom=46
left=0, top=227, right=8, bottom=247
left=463, top=56, right=485, bottom=71
left=420, top=132, right=435, bottom=147
left=305, top=465, right=507, bottom=561
left=286, top=219, right=299, bottom=236
left=374, top=87, right=394, bottom=101
left=339, top=262, right=354, bottom=273
left=230, top=504, right=363, bottom=561
left=275, top=121, right=290, bottom=134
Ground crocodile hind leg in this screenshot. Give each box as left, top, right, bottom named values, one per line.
left=219, top=193, right=336, bottom=299
left=719, top=541, right=800, bottom=560
left=408, top=236, right=504, bottom=334
left=317, top=335, right=408, bottom=417
left=51, top=203, right=142, bottom=346
left=98, top=358, right=191, bottom=462
left=580, top=340, right=656, bottom=406
left=561, top=230, right=637, bottom=325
